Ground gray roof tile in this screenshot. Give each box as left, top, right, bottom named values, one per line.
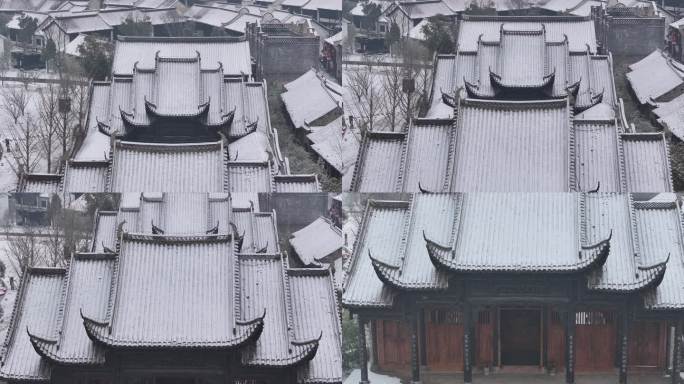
left=0, top=269, right=64, bottom=381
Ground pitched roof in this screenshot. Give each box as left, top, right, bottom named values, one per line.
left=1, top=193, right=341, bottom=383
left=343, top=193, right=679, bottom=310
left=428, top=34, right=617, bottom=116
left=350, top=99, right=673, bottom=193
left=457, top=15, right=597, bottom=52
left=82, top=233, right=264, bottom=349
left=112, top=36, right=251, bottom=76
left=27, top=254, right=114, bottom=365
left=289, top=216, right=343, bottom=266
left=626, top=50, right=684, bottom=105
left=282, top=69, right=342, bottom=129
left=110, top=141, right=227, bottom=192
left=289, top=268, right=343, bottom=383
left=0, top=268, right=65, bottom=381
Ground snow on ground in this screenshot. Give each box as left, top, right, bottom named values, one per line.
left=0, top=80, right=71, bottom=191
left=344, top=369, right=401, bottom=384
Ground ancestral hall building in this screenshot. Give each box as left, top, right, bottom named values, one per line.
left=0, top=193, right=342, bottom=383
left=343, top=193, right=684, bottom=384
left=348, top=15, right=674, bottom=193
left=18, top=36, right=321, bottom=194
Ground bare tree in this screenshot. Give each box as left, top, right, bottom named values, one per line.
left=36, top=84, right=60, bottom=172
left=2, top=86, right=30, bottom=124
left=7, top=113, right=41, bottom=176
left=380, top=64, right=405, bottom=131
left=345, top=62, right=380, bottom=134
left=3, top=225, right=44, bottom=279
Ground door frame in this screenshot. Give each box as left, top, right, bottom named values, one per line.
left=497, top=306, right=544, bottom=368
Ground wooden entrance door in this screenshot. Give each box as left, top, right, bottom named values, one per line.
left=375, top=320, right=411, bottom=370
left=500, top=309, right=541, bottom=366
left=425, top=307, right=464, bottom=371
left=575, top=310, right=616, bottom=372
left=629, top=321, right=666, bottom=369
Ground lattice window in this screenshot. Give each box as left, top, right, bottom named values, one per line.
left=478, top=310, right=491, bottom=325
left=576, top=311, right=615, bottom=325
left=429, top=308, right=462, bottom=324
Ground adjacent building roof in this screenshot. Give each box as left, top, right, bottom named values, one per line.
left=1, top=193, right=342, bottom=383
left=282, top=69, right=342, bottom=130
left=653, top=93, right=684, bottom=141
left=350, top=98, right=673, bottom=193
left=290, top=216, right=343, bottom=266
left=342, top=193, right=677, bottom=310
left=626, top=50, right=684, bottom=105
left=307, top=116, right=358, bottom=175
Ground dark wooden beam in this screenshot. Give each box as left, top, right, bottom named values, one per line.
left=464, top=302, right=473, bottom=384
left=565, top=305, right=576, bottom=384
left=358, top=316, right=370, bottom=384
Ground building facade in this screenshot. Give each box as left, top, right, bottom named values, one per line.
left=343, top=193, right=684, bottom=384
left=0, top=193, right=343, bottom=384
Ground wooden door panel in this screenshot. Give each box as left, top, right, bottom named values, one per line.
left=575, top=311, right=616, bottom=372
left=629, top=321, right=665, bottom=368
left=375, top=320, right=410, bottom=369
left=548, top=310, right=565, bottom=370
left=477, top=310, right=494, bottom=367
left=425, top=308, right=464, bottom=371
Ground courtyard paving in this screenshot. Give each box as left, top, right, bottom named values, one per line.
left=344, top=369, right=676, bottom=384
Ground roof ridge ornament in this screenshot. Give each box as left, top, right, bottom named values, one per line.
left=151, top=220, right=164, bottom=235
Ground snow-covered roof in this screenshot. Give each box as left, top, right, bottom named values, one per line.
left=0, top=194, right=342, bottom=383
left=343, top=193, right=680, bottom=309
left=282, top=69, right=342, bottom=129
left=626, top=50, right=684, bottom=104
left=408, top=18, right=428, bottom=40
left=653, top=93, right=684, bottom=141
left=457, top=15, right=597, bottom=52
left=112, top=36, right=251, bottom=75
left=307, top=116, right=359, bottom=174
left=350, top=99, right=673, bottom=193
left=64, top=33, right=87, bottom=56
left=289, top=216, right=343, bottom=266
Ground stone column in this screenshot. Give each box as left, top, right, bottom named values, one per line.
left=358, top=316, right=369, bottom=384
left=565, top=306, right=576, bottom=384
left=410, top=311, right=421, bottom=384
left=464, top=303, right=473, bottom=384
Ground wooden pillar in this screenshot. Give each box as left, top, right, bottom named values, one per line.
left=358, top=316, right=369, bottom=384
left=672, top=320, right=682, bottom=384
left=464, top=302, right=473, bottom=384
left=543, top=306, right=550, bottom=372
left=619, top=311, right=630, bottom=384
left=492, top=307, right=499, bottom=368
left=565, top=306, right=576, bottom=384
left=410, top=311, right=421, bottom=384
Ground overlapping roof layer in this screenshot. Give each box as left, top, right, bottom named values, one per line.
left=343, top=193, right=679, bottom=310
left=0, top=193, right=341, bottom=383
left=18, top=37, right=320, bottom=193
left=350, top=99, right=672, bottom=192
